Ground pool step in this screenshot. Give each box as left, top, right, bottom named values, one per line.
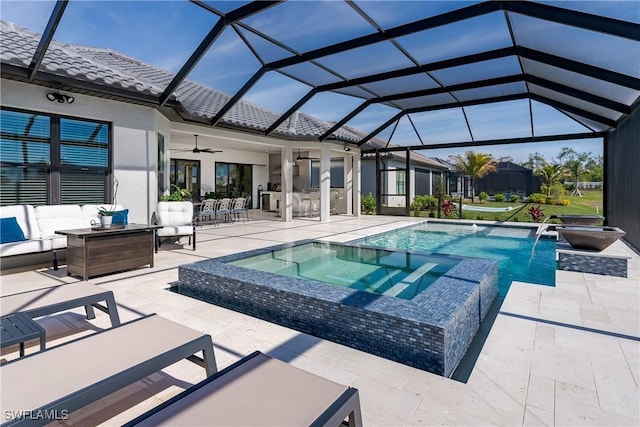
left=382, top=263, right=437, bottom=297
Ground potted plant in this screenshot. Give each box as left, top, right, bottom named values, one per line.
left=98, top=177, right=120, bottom=228
left=160, top=185, right=192, bottom=202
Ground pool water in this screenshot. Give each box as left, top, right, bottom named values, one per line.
left=228, top=241, right=460, bottom=300
left=353, top=222, right=556, bottom=296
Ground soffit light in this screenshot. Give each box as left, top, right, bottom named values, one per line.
left=46, top=92, right=74, bottom=104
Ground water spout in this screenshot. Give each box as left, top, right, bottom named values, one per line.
left=529, top=217, right=554, bottom=265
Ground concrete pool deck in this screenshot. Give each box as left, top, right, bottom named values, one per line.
left=1, top=214, right=638, bottom=426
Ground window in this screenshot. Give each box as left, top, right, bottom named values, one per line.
left=395, top=169, right=406, bottom=195
left=215, top=162, right=252, bottom=198
left=0, top=108, right=111, bottom=206
left=59, top=118, right=109, bottom=204
left=170, top=159, right=200, bottom=198
left=157, top=133, right=166, bottom=195
left=310, top=158, right=344, bottom=188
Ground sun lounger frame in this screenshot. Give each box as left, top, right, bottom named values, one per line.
left=1, top=283, right=121, bottom=328
left=124, top=350, right=362, bottom=427
left=0, top=314, right=216, bottom=427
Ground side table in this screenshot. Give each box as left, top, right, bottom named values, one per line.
left=0, top=312, right=46, bottom=357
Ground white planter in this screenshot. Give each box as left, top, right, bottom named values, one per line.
left=100, top=215, right=113, bottom=228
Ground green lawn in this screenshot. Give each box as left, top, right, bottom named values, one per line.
left=413, top=190, right=603, bottom=223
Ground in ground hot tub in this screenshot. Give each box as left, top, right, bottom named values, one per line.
left=176, top=240, right=498, bottom=377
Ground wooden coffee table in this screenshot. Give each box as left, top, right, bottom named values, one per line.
left=55, top=224, right=163, bottom=280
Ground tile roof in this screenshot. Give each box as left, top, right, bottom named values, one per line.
left=0, top=21, right=361, bottom=142
left=344, top=125, right=446, bottom=169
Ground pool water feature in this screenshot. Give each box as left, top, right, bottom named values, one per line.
left=354, top=222, right=556, bottom=296
left=176, top=240, right=498, bottom=377
left=228, top=242, right=460, bottom=300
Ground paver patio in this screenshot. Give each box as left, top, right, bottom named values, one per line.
left=1, top=214, right=638, bottom=426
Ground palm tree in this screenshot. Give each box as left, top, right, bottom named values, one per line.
left=558, top=148, right=592, bottom=197
left=448, top=151, right=498, bottom=203
left=535, top=161, right=568, bottom=197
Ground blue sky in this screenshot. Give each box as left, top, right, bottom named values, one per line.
left=2, top=0, right=631, bottom=163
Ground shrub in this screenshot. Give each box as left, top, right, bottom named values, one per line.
left=528, top=205, right=545, bottom=223
left=361, top=193, right=376, bottom=214
left=410, top=199, right=423, bottom=216
left=428, top=212, right=436, bottom=218
left=422, top=195, right=439, bottom=212
left=494, top=193, right=505, bottom=202
left=560, top=199, right=570, bottom=206
left=510, top=194, right=520, bottom=203
left=478, top=192, right=489, bottom=202
left=412, top=195, right=437, bottom=213
left=550, top=183, right=566, bottom=203
left=528, top=193, right=546, bottom=203
left=160, top=185, right=191, bottom=201
left=442, top=199, right=456, bottom=218
left=545, top=197, right=555, bottom=205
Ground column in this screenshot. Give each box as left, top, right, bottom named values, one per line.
left=320, top=144, right=331, bottom=222
left=353, top=151, right=361, bottom=217
left=281, top=147, right=293, bottom=222
left=344, top=152, right=353, bottom=215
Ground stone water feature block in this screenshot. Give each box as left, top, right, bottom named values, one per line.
left=558, top=250, right=629, bottom=278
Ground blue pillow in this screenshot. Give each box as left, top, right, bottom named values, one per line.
left=0, top=217, right=27, bottom=243
left=111, top=209, right=129, bottom=225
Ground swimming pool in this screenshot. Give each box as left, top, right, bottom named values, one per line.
left=176, top=240, right=498, bottom=377
left=353, top=221, right=556, bottom=296
left=228, top=242, right=460, bottom=300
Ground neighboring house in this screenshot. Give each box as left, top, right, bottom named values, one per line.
left=475, top=162, right=541, bottom=197
left=359, top=138, right=449, bottom=215
left=0, top=21, right=361, bottom=220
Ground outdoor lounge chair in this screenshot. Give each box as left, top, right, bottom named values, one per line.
left=124, top=351, right=363, bottom=427
left=1, top=283, right=121, bottom=328
left=0, top=314, right=216, bottom=427
left=154, top=201, right=196, bottom=251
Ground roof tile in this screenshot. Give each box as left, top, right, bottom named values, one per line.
left=1, top=20, right=364, bottom=142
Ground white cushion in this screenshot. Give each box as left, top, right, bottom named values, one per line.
left=48, top=235, right=68, bottom=250
left=0, top=205, right=41, bottom=240
left=0, top=239, right=52, bottom=257
left=34, top=205, right=89, bottom=238
left=157, top=202, right=193, bottom=227
left=157, top=225, right=193, bottom=238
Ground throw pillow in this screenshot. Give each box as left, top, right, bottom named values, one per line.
left=0, top=217, right=27, bottom=243
left=111, top=209, right=129, bottom=225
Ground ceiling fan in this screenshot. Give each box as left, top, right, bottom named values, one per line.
left=176, top=135, right=223, bottom=155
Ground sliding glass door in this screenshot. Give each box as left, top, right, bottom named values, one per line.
left=170, top=159, right=200, bottom=198
left=215, top=162, right=252, bottom=198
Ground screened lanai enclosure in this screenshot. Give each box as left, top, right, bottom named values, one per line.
left=1, top=1, right=639, bottom=247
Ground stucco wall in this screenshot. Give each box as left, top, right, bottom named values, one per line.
left=606, top=111, right=640, bottom=250
left=1, top=79, right=159, bottom=224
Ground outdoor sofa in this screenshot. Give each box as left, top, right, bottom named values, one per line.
left=0, top=204, right=125, bottom=269
left=0, top=314, right=216, bottom=427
